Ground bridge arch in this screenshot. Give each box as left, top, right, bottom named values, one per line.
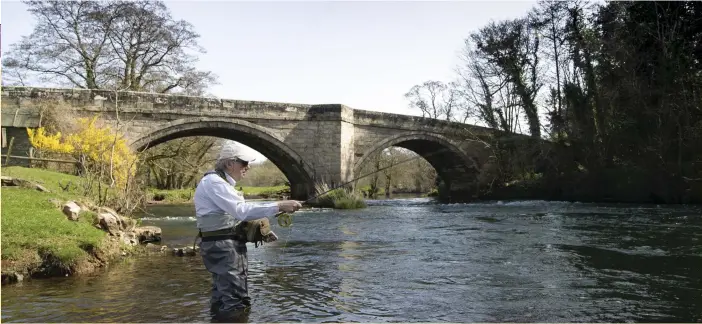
left=131, top=117, right=316, bottom=200
left=353, top=132, right=482, bottom=201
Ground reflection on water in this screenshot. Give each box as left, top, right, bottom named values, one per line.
left=2, top=200, right=702, bottom=322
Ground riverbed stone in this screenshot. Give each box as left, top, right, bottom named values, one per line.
left=1, top=271, right=24, bottom=285
left=62, top=201, right=81, bottom=221
left=171, top=245, right=199, bottom=257
left=145, top=243, right=168, bottom=252
left=133, top=226, right=162, bottom=243
left=183, top=247, right=196, bottom=256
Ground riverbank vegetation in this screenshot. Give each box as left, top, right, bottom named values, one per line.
left=312, top=183, right=367, bottom=209
left=1, top=167, right=125, bottom=281
left=404, top=1, right=702, bottom=204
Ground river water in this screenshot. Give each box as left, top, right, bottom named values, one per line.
left=2, top=198, right=701, bottom=322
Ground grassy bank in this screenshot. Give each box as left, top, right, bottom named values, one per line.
left=3, top=166, right=91, bottom=199
left=148, top=185, right=289, bottom=203
left=1, top=167, right=126, bottom=281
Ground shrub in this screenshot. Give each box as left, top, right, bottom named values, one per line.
left=26, top=115, right=145, bottom=215
left=313, top=182, right=367, bottom=209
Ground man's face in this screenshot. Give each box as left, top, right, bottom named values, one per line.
left=226, top=159, right=250, bottom=182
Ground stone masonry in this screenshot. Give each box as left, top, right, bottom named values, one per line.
left=1, top=86, right=531, bottom=202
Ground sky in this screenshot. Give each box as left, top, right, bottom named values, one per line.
left=0, top=0, right=537, bottom=161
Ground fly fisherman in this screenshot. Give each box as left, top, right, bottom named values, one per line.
left=194, top=140, right=302, bottom=321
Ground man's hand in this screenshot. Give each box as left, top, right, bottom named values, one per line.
left=277, top=200, right=302, bottom=213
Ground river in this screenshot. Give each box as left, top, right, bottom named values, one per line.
left=2, top=198, right=701, bottom=322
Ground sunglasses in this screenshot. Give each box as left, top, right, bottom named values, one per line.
left=234, top=158, right=249, bottom=167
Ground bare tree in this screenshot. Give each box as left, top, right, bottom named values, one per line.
left=104, top=1, right=217, bottom=94
left=530, top=0, right=569, bottom=138
left=2, top=0, right=218, bottom=94
left=143, top=136, right=219, bottom=189
left=2, top=1, right=116, bottom=88
left=404, top=80, right=464, bottom=121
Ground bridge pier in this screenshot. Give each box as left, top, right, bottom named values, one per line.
left=290, top=183, right=314, bottom=201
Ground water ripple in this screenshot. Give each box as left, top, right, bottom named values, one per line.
left=3, top=201, right=702, bottom=322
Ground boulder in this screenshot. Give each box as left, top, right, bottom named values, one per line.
left=97, top=207, right=137, bottom=231
left=1, top=176, right=20, bottom=187
left=62, top=201, right=81, bottom=221
left=97, top=206, right=120, bottom=217
left=133, top=226, right=162, bottom=243
left=97, top=212, right=121, bottom=235
left=1, top=176, right=50, bottom=192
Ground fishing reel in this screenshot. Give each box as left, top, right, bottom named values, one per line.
left=275, top=212, right=293, bottom=227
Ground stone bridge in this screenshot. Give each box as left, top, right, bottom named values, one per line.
left=1, top=86, right=531, bottom=202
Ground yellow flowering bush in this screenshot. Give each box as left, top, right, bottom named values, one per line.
left=26, top=116, right=138, bottom=189
left=27, top=128, right=74, bottom=154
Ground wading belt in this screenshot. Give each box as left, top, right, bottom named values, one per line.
left=197, top=228, right=246, bottom=242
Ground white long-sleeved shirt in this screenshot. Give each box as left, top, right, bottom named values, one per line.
left=194, top=171, right=279, bottom=232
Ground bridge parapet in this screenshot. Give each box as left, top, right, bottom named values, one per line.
left=1, top=86, right=315, bottom=121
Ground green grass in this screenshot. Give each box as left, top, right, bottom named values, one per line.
left=2, top=166, right=83, bottom=198
left=1, top=166, right=117, bottom=204
left=148, top=188, right=195, bottom=203
left=1, top=187, right=107, bottom=274
left=148, top=185, right=289, bottom=203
